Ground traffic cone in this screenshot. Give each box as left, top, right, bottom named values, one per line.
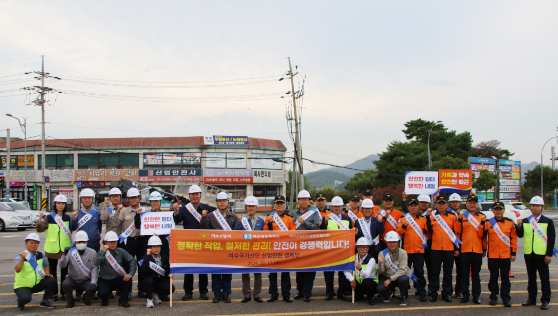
left=509, top=270, right=516, bottom=278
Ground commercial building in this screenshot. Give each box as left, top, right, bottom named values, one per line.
left=1, top=136, right=287, bottom=211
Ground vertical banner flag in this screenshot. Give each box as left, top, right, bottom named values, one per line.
left=170, top=230, right=355, bottom=274
left=438, top=169, right=472, bottom=194
left=405, top=171, right=438, bottom=195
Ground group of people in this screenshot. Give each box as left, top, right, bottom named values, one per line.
left=13, top=185, right=555, bottom=311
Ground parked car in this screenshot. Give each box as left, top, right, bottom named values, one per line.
left=0, top=202, right=43, bottom=227
left=479, top=202, right=519, bottom=224
left=0, top=204, right=34, bottom=231
left=509, top=203, right=532, bottom=220
left=0, top=197, right=30, bottom=209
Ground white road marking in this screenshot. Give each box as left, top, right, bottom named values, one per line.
left=0, top=236, right=17, bottom=238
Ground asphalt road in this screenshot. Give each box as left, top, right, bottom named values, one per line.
left=1, top=211, right=557, bottom=315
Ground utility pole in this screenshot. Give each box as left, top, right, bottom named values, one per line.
left=6, top=115, right=27, bottom=203
left=552, top=146, right=556, bottom=209
left=288, top=57, right=304, bottom=190
left=5, top=129, right=10, bottom=198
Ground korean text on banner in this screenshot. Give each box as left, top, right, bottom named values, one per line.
left=405, top=171, right=438, bottom=195
left=140, top=212, right=175, bottom=235
left=438, top=169, right=472, bottom=194
left=170, top=229, right=355, bottom=274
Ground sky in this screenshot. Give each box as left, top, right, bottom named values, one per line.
left=1, top=1, right=557, bottom=173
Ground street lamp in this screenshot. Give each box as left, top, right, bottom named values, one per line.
left=541, top=136, right=558, bottom=202
left=428, top=121, right=442, bottom=171
left=6, top=114, right=28, bottom=203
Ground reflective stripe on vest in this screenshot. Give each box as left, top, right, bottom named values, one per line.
left=327, top=219, right=350, bottom=230
left=14, top=257, right=44, bottom=289
left=523, top=222, right=549, bottom=256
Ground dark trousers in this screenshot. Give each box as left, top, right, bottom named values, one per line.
left=431, top=250, right=454, bottom=296
left=454, top=254, right=463, bottom=295
left=97, top=276, right=133, bottom=302
left=377, top=275, right=409, bottom=298
left=488, top=258, right=511, bottom=302
left=118, top=236, right=139, bottom=258
left=14, top=277, right=57, bottom=306
left=268, top=272, right=291, bottom=297
left=340, top=277, right=377, bottom=300
left=183, top=274, right=208, bottom=294
left=460, top=252, right=482, bottom=299
left=88, top=244, right=100, bottom=252
left=296, top=271, right=316, bottom=298
left=337, top=271, right=349, bottom=297
left=47, top=257, right=68, bottom=296
left=138, top=277, right=175, bottom=300
left=324, top=271, right=335, bottom=296
left=525, top=256, right=551, bottom=303
left=211, top=274, right=232, bottom=296
left=424, top=248, right=433, bottom=292
left=408, top=253, right=426, bottom=297
left=61, top=278, right=94, bottom=305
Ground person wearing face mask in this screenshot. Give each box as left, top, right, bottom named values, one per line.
left=517, top=196, right=556, bottom=311
left=59, top=231, right=99, bottom=308
left=70, top=189, right=102, bottom=251
left=138, top=236, right=175, bottom=308
left=14, top=233, right=57, bottom=310
left=264, top=195, right=296, bottom=303
left=291, top=190, right=321, bottom=302
left=200, top=192, right=239, bottom=303
left=36, top=194, right=72, bottom=302
left=94, top=231, right=136, bottom=307
left=100, top=188, right=124, bottom=235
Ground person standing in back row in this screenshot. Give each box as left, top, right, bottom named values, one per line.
left=173, top=184, right=213, bottom=301
left=70, top=189, right=102, bottom=251
left=517, top=196, right=556, bottom=311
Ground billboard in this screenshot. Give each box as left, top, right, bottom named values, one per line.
left=438, top=169, right=472, bottom=194
left=404, top=171, right=438, bottom=195
left=203, top=136, right=249, bottom=145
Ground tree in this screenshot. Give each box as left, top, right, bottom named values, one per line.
left=286, top=170, right=310, bottom=201
left=523, top=165, right=558, bottom=202
left=471, top=140, right=514, bottom=160
left=431, top=156, right=471, bottom=171
left=374, top=119, right=473, bottom=187
left=473, top=169, right=498, bottom=195
left=344, top=169, right=377, bottom=193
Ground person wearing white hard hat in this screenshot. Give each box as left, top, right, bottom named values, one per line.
left=173, top=184, right=213, bottom=301
left=201, top=191, right=239, bottom=303
left=14, top=233, right=57, bottom=310
left=70, top=188, right=102, bottom=251
left=115, top=188, right=144, bottom=259
left=441, top=193, right=464, bottom=299
left=339, top=237, right=378, bottom=305
left=233, top=196, right=265, bottom=303
left=321, top=196, right=354, bottom=301
left=355, top=199, right=385, bottom=261
left=100, top=187, right=124, bottom=236
left=94, top=231, right=137, bottom=308
left=377, top=231, right=409, bottom=307
left=138, top=236, right=175, bottom=308
left=59, top=231, right=99, bottom=308
left=291, top=190, right=321, bottom=302
left=517, top=196, right=556, bottom=310
left=136, top=191, right=171, bottom=263
left=36, top=194, right=71, bottom=301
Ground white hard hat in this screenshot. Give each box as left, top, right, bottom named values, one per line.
left=79, top=188, right=95, bottom=198
left=53, top=194, right=67, bottom=203
left=127, top=188, right=140, bottom=197
left=104, top=231, right=119, bottom=242
left=74, top=230, right=89, bottom=242
left=331, top=196, right=344, bottom=206
left=417, top=194, right=430, bottom=203
left=148, top=236, right=163, bottom=246
left=149, top=191, right=163, bottom=201
left=244, top=196, right=259, bottom=206
left=361, top=198, right=374, bottom=208
left=356, top=237, right=370, bottom=246
left=189, top=185, right=202, bottom=194
left=109, top=188, right=122, bottom=196
left=25, top=233, right=40, bottom=243
left=297, top=190, right=311, bottom=199
left=530, top=196, right=545, bottom=206
left=449, top=193, right=461, bottom=202
left=216, top=192, right=229, bottom=201
left=384, top=231, right=400, bottom=242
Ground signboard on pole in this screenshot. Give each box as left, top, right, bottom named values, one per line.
left=140, top=212, right=175, bottom=235
left=404, top=171, right=438, bottom=195
left=438, top=169, right=472, bottom=194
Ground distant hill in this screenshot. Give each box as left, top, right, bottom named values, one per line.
left=305, top=154, right=380, bottom=189
left=521, top=161, right=550, bottom=183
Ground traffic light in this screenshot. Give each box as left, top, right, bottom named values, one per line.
left=0, top=176, right=4, bottom=187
